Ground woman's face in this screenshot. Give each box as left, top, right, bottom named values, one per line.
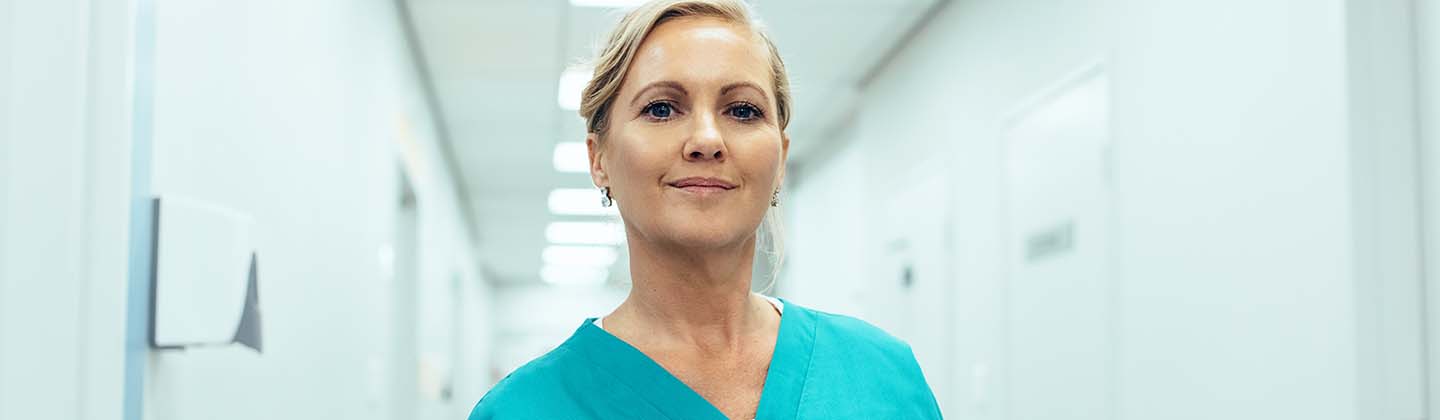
left=589, top=16, right=788, bottom=251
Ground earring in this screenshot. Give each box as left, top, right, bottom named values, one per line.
left=770, top=188, right=780, bottom=207
left=600, top=186, right=613, bottom=207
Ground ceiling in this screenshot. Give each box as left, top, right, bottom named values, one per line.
left=404, top=0, right=941, bottom=285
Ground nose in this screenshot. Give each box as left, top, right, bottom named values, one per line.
left=683, top=113, right=726, bottom=161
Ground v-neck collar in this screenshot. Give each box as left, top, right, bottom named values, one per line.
left=572, top=297, right=817, bottom=420
left=753, top=298, right=817, bottom=419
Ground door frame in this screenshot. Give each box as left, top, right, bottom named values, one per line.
left=1418, top=0, right=1440, bottom=416
left=1354, top=1, right=1427, bottom=418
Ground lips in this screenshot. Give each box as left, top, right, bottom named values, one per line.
left=667, top=177, right=737, bottom=192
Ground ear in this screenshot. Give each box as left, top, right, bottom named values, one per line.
left=587, top=133, right=608, bottom=188
left=777, top=132, right=790, bottom=187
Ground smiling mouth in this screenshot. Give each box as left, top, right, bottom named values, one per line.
left=667, top=177, right=737, bottom=195
left=672, top=185, right=732, bottom=194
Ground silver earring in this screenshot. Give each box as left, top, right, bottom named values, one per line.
left=770, top=188, right=780, bottom=207
left=600, top=186, right=613, bottom=207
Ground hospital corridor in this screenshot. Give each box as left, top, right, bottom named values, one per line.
left=1, top=0, right=1438, bottom=419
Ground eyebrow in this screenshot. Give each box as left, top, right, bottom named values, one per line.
left=720, top=81, right=768, bottom=100
left=628, top=81, right=771, bottom=107
left=630, top=81, right=689, bottom=107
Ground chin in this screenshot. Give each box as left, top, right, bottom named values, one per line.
left=659, top=220, right=755, bottom=250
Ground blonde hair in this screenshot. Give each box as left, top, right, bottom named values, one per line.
left=581, top=0, right=790, bottom=293
left=579, top=0, right=792, bottom=136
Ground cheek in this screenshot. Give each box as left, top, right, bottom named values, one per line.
left=737, top=136, right=785, bottom=184
left=607, top=137, right=671, bottom=191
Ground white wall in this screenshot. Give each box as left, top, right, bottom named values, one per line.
left=490, top=284, right=628, bottom=379
left=1, top=1, right=498, bottom=418
left=1108, top=1, right=1356, bottom=418
left=781, top=0, right=1424, bottom=419
left=139, top=1, right=491, bottom=420
left=1417, top=0, right=1440, bottom=414
left=0, top=0, right=134, bottom=419
left=779, top=127, right=867, bottom=318
left=784, top=0, right=1105, bottom=416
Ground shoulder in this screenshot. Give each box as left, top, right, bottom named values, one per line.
left=788, top=303, right=932, bottom=385
left=468, top=345, right=586, bottom=420
left=784, top=302, right=944, bottom=418
left=796, top=304, right=916, bottom=357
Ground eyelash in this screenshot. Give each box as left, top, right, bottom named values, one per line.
left=638, top=100, right=766, bottom=122
left=727, top=101, right=765, bottom=121
left=641, top=100, right=679, bottom=121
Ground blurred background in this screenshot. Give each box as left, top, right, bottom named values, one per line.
left=0, top=0, right=1436, bottom=419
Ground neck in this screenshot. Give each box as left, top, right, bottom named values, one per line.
left=611, top=232, right=769, bottom=348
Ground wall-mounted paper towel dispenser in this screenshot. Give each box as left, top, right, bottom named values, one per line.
left=151, top=195, right=263, bottom=352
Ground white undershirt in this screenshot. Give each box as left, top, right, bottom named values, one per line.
left=593, top=295, right=783, bottom=330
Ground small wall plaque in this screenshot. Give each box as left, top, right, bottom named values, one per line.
left=1025, top=221, right=1075, bottom=263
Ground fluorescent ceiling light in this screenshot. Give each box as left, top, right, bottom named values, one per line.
left=553, top=142, right=589, bottom=173
left=569, top=0, right=647, bottom=7
left=548, top=188, right=620, bottom=216
left=557, top=66, right=591, bottom=111
left=543, top=245, right=619, bottom=267
left=541, top=265, right=609, bottom=285
left=547, top=221, right=625, bottom=245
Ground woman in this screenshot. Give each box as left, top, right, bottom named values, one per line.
left=470, top=1, right=942, bottom=418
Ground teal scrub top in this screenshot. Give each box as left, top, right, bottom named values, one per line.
left=469, top=298, right=944, bottom=419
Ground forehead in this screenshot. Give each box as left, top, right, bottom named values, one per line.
left=622, top=16, right=772, bottom=95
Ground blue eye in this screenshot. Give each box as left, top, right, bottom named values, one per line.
left=643, top=102, right=675, bottom=120
left=728, top=103, right=763, bottom=121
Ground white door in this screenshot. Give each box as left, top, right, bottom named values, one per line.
left=1003, top=71, right=1112, bottom=420
left=867, top=167, right=954, bottom=413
